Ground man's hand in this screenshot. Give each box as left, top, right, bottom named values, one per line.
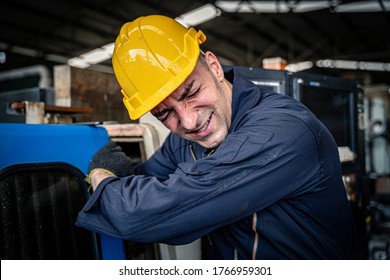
left=87, top=140, right=133, bottom=189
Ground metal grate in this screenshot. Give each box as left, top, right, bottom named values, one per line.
left=0, top=163, right=99, bottom=259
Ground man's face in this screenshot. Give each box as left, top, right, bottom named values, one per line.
left=150, top=52, right=232, bottom=149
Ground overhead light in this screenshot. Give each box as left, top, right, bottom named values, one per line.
left=175, top=4, right=221, bottom=27
left=0, top=52, right=6, bottom=64
left=215, top=0, right=390, bottom=13
left=316, top=59, right=390, bottom=72
left=80, top=43, right=114, bottom=64
left=215, top=1, right=338, bottom=13
left=67, top=43, right=114, bottom=68
left=292, top=1, right=338, bottom=13
left=67, top=57, right=91, bottom=68
left=215, top=1, right=290, bottom=13
left=285, top=61, right=314, bottom=72
left=335, top=1, right=390, bottom=12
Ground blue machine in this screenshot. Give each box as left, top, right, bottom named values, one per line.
left=0, top=123, right=126, bottom=259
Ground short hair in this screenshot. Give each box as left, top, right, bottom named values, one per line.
left=198, top=50, right=208, bottom=69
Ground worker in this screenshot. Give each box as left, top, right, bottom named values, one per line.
left=76, top=15, right=356, bottom=259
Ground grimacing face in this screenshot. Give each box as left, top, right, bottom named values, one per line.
left=151, top=51, right=233, bottom=149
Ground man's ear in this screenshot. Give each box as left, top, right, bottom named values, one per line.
left=204, top=51, right=224, bottom=82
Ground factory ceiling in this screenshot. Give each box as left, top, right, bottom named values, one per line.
left=1, top=0, right=390, bottom=85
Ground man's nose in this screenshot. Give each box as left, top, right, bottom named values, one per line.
left=176, top=105, right=198, bottom=131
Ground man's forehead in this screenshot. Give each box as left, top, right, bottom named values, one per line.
left=169, top=67, right=202, bottom=100
left=150, top=78, right=193, bottom=112
left=173, top=80, right=195, bottom=99
left=151, top=63, right=203, bottom=112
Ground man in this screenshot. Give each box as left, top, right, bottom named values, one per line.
left=76, top=15, right=356, bottom=259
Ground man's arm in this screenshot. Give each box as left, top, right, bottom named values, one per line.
left=77, top=115, right=320, bottom=244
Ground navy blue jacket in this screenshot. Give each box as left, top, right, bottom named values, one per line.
left=77, top=69, right=356, bottom=259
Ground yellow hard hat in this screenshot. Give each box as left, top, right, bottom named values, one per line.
left=112, top=15, right=206, bottom=120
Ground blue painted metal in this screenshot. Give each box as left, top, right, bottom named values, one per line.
left=0, top=123, right=126, bottom=260
left=0, top=123, right=108, bottom=171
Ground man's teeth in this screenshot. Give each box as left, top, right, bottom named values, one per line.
left=198, top=118, right=209, bottom=132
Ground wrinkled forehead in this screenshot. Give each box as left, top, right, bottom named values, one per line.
left=153, top=61, right=206, bottom=107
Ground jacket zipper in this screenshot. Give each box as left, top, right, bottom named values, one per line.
left=191, top=144, right=216, bottom=248
left=190, top=143, right=197, bottom=161
left=190, top=143, right=240, bottom=259
left=252, top=213, right=259, bottom=260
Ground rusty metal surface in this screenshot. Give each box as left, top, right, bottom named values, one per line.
left=54, top=65, right=131, bottom=123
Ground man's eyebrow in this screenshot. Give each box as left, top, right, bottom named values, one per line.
left=177, top=80, right=195, bottom=102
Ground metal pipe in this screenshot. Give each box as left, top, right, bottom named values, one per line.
left=0, top=65, right=52, bottom=88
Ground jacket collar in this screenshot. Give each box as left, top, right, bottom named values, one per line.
left=224, top=68, right=262, bottom=133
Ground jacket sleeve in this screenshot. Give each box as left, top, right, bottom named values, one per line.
left=76, top=111, right=337, bottom=245
left=133, top=133, right=183, bottom=180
